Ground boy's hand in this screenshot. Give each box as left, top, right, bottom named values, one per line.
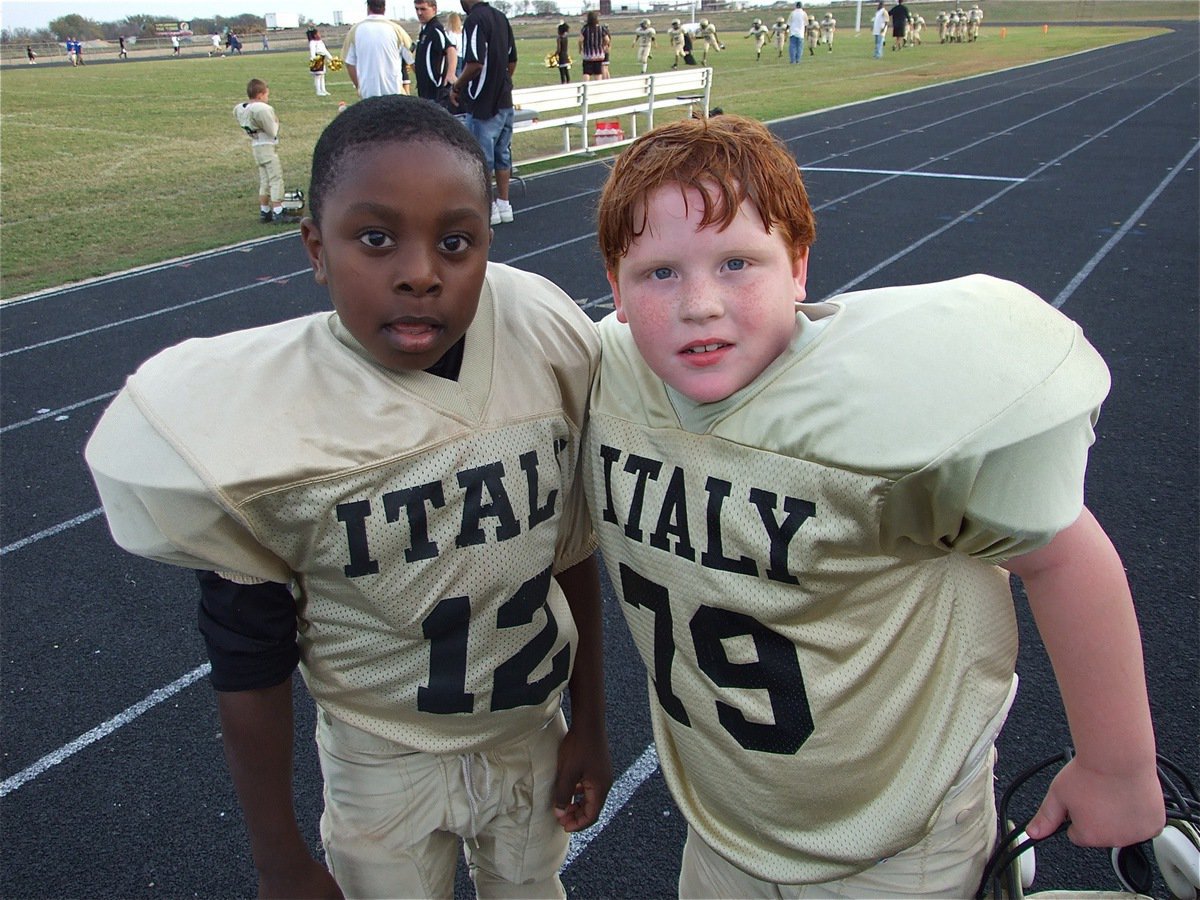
left=552, top=724, right=613, bottom=832
left=1027, top=756, right=1165, bottom=847
left=258, top=856, right=343, bottom=899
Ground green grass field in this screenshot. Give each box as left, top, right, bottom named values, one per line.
left=0, top=1, right=1192, bottom=298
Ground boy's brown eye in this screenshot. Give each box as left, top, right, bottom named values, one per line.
left=439, top=235, right=470, bottom=253
left=360, top=230, right=394, bottom=249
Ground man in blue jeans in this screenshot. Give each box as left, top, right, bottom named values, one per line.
left=787, top=1, right=807, bottom=63
left=872, top=0, right=889, bottom=57
left=451, top=0, right=517, bottom=224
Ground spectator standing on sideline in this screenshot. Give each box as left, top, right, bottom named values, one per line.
left=118, top=36, right=128, bottom=59
left=452, top=0, right=517, bottom=225
left=26, top=44, right=37, bottom=63
left=787, top=2, right=807, bottom=63
left=578, top=10, right=607, bottom=81
left=872, top=0, right=888, bottom=57
left=890, top=0, right=912, bottom=50
left=413, top=0, right=457, bottom=107
left=261, top=32, right=269, bottom=50
left=447, top=11, right=465, bottom=75
left=171, top=34, right=180, bottom=55
left=232, top=78, right=300, bottom=225
left=343, top=0, right=414, bottom=98
left=308, top=28, right=334, bottom=96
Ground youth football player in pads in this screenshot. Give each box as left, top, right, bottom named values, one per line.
left=87, top=95, right=611, bottom=899
left=586, top=114, right=1164, bottom=898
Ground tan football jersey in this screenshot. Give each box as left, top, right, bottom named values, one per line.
left=233, top=99, right=278, bottom=145
left=584, top=275, right=1109, bottom=883
left=87, top=263, right=599, bottom=755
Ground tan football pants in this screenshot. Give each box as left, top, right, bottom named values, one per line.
left=678, top=746, right=999, bottom=899
left=315, top=708, right=570, bottom=899
left=250, top=143, right=284, bottom=204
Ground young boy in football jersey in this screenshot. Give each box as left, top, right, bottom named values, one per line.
left=587, top=114, right=1164, bottom=898
left=87, top=95, right=611, bottom=899
left=233, top=78, right=300, bottom=224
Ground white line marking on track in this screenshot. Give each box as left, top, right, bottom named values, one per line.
left=804, top=166, right=1025, bottom=183
left=0, top=663, right=212, bottom=798
left=822, top=77, right=1193, bottom=301
left=563, top=744, right=659, bottom=869
left=0, top=268, right=312, bottom=359
left=1051, top=139, right=1200, bottom=309
left=0, top=391, right=118, bottom=434
left=1, top=507, right=104, bottom=556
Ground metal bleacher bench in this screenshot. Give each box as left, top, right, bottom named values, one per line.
left=509, top=67, right=713, bottom=166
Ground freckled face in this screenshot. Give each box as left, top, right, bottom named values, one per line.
left=301, top=140, right=491, bottom=372
left=609, top=184, right=808, bottom=403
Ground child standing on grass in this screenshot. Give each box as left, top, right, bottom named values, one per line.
left=586, top=114, right=1164, bottom=898
left=232, top=78, right=300, bottom=225
left=87, top=95, right=611, bottom=899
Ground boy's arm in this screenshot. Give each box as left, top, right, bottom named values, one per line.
left=552, top=554, right=613, bottom=832
left=1002, top=507, right=1165, bottom=847
left=217, top=680, right=343, bottom=899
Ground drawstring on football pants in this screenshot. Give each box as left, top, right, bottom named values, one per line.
left=460, top=751, right=492, bottom=848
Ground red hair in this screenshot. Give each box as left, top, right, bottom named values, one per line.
left=598, top=115, right=816, bottom=274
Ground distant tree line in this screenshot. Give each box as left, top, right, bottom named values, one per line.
left=0, top=2, right=573, bottom=44
left=2, top=12, right=270, bottom=44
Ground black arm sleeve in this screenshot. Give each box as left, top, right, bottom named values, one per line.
left=196, top=570, right=299, bottom=692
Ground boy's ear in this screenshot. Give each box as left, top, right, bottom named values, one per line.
left=607, top=270, right=627, bottom=322
left=792, top=247, right=810, bottom=305
left=300, top=218, right=328, bottom=285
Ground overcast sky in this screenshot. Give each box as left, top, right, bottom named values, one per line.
left=0, top=0, right=413, bottom=31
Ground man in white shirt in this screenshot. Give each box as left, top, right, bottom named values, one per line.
left=871, top=0, right=889, bottom=58
left=787, top=1, right=807, bottom=63
left=343, top=0, right=414, bottom=97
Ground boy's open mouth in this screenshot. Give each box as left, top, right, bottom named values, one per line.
left=682, top=342, right=730, bottom=355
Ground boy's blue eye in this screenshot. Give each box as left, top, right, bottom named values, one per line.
left=652, top=267, right=674, bottom=280
left=359, top=230, right=395, bottom=249
left=725, top=258, right=746, bottom=271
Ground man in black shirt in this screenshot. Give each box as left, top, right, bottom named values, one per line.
left=413, top=0, right=457, bottom=106
left=451, top=0, right=518, bottom=225
left=889, top=0, right=911, bottom=50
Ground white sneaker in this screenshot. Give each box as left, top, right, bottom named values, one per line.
left=490, top=201, right=502, bottom=226
left=497, top=200, right=514, bottom=223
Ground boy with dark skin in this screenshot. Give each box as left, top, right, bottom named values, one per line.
left=88, top=96, right=611, bottom=899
